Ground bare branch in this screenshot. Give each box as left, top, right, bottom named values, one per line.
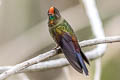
left=0, top=58, right=69, bottom=73
left=82, top=0, right=107, bottom=80
left=0, top=49, right=58, bottom=80
left=0, top=36, right=119, bottom=80
left=80, top=36, right=120, bottom=47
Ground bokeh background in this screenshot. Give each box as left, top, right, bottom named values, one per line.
left=0, top=0, right=120, bottom=80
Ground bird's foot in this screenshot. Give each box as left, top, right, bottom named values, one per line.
left=52, top=45, right=61, bottom=54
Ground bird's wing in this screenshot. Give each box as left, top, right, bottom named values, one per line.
left=58, top=32, right=89, bottom=75
left=58, top=32, right=83, bottom=73
left=71, top=35, right=89, bottom=65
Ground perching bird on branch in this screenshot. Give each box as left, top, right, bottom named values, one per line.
left=48, top=7, right=89, bottom=75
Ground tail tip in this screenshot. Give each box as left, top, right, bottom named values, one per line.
left=84, top=70, right=89, bottom=76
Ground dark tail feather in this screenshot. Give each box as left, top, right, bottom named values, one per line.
left=80, top=50, right=90, bottom=65
left=76, top=53, right=88, bottom=75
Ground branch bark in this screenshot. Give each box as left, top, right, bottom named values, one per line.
left=0, top=36, right=120, bottom=80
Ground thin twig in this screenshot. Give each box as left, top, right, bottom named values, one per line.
left=0, top=36, right=119, bottom=80
left=80, top=36, right=120, bottom=47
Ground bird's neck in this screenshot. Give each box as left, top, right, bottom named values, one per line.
left=48, top=17, right=64, bottom=28
left=55, top=17, right=64, bottom=26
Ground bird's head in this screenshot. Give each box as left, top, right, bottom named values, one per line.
left=48, top=7, right=61, bottom=27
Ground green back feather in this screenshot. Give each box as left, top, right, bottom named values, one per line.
left=49, top=18, right=75, bottom=41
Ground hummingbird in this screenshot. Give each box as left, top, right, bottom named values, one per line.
left=48, top=7, right=89, bottom=75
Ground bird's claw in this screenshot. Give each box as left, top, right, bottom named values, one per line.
left=52, top=45, right=61, bottom=54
